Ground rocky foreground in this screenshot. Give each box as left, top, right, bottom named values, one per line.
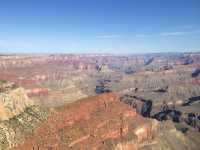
left=10, top=93, right=200, bottom=150
left=0, top=82, right=49, bottom=150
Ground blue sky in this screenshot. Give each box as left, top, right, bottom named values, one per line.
left=0, top=0, right=200, bottom=53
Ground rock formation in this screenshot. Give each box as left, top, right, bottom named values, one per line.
left=0, top=53, right=200, bottom=150
left=12, top=93, right=159, bottom=150
left=0, top=82, right=49, bottom=150
left=0, top=86, right=33, bottom=121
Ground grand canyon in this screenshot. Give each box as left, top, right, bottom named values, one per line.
left=0, top=53, right=200, bottom=150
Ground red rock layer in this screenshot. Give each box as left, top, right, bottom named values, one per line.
left=13, top=93, right=155, bottom=150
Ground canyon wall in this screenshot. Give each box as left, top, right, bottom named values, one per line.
left=13, top=93, right=160, bottom=150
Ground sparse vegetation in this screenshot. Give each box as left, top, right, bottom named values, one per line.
left=0, top=105, right=49, bottom=150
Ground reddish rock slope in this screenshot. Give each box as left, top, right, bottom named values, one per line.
left=13, top=93, right=157, bottom=150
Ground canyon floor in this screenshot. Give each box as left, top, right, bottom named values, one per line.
left=0, top=53, right=200, bottom=150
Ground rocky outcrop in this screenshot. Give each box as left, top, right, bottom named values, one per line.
left=0, top=87, right=33, bottom=121
left=0, top=105, right=49, bottom=150
left=0, top=84, right=49, bottom=150
left=12, top=93, right=159, bottom=150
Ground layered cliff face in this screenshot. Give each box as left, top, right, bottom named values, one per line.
left=0, top=53, right=199, bottom=101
